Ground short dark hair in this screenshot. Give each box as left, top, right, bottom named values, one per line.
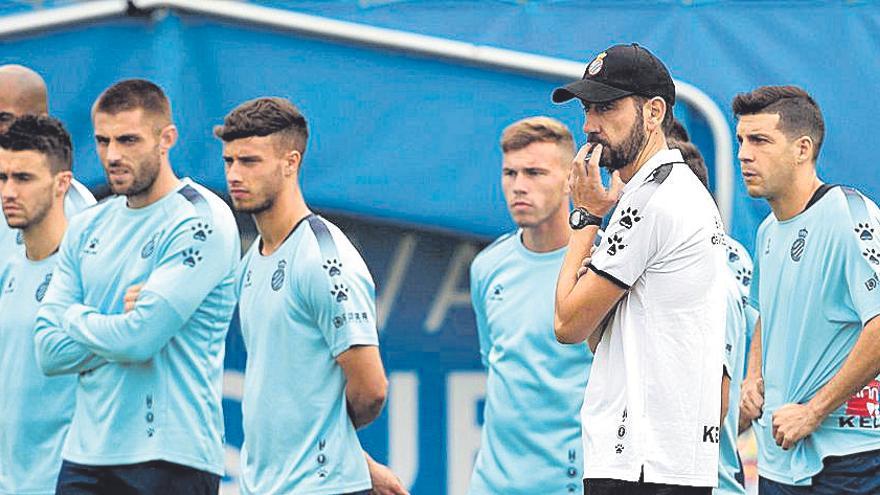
left=214, top=97, right=309, bottom=155
left=0, top=114, right=72, bottom=173
left=93, top=79, right=171, bottom=123
left=667, top=118, right=690, bottom=143
left=732, top=85, right=824, bottom=160
left=669, top=139, right=708, bottom=189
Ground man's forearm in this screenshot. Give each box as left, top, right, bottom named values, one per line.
left=555, top=227, right=599, bottom=343
left=746, top=321, right=762, bottom=378
left=807, top=316, right=880, bottom=418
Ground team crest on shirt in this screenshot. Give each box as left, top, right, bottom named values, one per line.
left=271, top=260, right=287, bottom=291
left=790, top=228, right=808, bottom=262
left=606, top=233, right=626, bottom=256
left=14, top=230, right=23, bottom=245
left=141, top=231, right=163, bottom=259
left=35, top=273, right=52, bottom=302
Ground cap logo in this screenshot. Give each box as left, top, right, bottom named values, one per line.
left=587, top=52, right=607, bottom=76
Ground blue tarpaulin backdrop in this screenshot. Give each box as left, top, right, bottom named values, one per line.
left=2, top=2, right=879, bottom=494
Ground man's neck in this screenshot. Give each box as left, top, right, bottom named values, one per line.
left=254, top=189, right=311, bottom=256
left=127, top=160, right=181, bottom=209
left=521, top=209, right=570, bottom=253
left=769, top=169, right=823, bottom=221
left=23, top=206, right=66, bottom=261
left=618, top=129, right=668, bottom=184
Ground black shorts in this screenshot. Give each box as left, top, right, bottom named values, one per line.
left=584, top=477, right=712, bottom=495
left=56, top=459, right=220, bottom=495
left=758, top=448, right=880, bottom=494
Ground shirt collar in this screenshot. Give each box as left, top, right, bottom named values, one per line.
left=622, top=148, right=685, bottom=194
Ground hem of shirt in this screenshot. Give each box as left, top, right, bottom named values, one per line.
left=757, top=438, right=880, bottom=486
left=61, top=452, right=223, bottom=476
left=587, top=263, right=630, bottom=290
left=242, top=479, right=372, bottom=495
left=330, top=336, right=380, bottom=358
left=584, top=468, right=715, bottom=487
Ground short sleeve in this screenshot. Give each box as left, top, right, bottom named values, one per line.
left=470, top=260, right=491, bottom=368
left=142, top=215, right=238, bottom=321
left=723, top=286, right=745, bottom=377
left=303, top=231, right=379, bottom=358
left=590, top=199, right=659, bottom=288
left=840, top=189, right=880, bottom=325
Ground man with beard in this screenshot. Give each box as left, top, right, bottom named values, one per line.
left=468, top=116, right=591, bottom=495
left=34, top=79, right=239, bottom=494
left=0, top=65, right=94, bottom=266
left=552, top=44, right=728, bottom=494
left=217, top=97, right=407, bottom=495
left=737, top=86, right=880, bottom=494
left=0, top=115, right=94, bottom=495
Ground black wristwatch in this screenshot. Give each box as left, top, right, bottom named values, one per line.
left=569, top=207, right=603, bottom=230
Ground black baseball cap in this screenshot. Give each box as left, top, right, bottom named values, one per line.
left=552, top=43, right=675, bottom=107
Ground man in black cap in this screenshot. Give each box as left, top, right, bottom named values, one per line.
left=553, top=44, right=728, bottom=494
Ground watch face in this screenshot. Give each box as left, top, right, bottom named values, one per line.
left=569, top=209, right=586, bottom=228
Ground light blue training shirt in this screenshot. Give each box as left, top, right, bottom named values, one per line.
left=468, top=231, right=591, bottom=495
left=34, top=179, right=239, bottom=475
left=237, top=214, right=378, bottom=495
left=750, top=185, right=880, bottom=485
left=0, top=181, right=94, bottom=494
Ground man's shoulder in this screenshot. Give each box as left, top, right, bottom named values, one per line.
left=472, top=231, right=518, bottom=275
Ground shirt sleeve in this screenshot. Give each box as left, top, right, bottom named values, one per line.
left=469, top=261, right=491, bottom=368
left=589, top=199, right=660, bottom=288
left=34, top=223, right=108, bottom=376
left=304, top=240, right=379, bottom=358
left=61, top=214, right=238, bottom=362
left=723, top=285, right=745, bottom=378
left=748, top=234, right=762, bottom=313
left=841, top=191, right=880, bottom=324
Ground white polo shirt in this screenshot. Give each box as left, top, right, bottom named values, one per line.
left=583, top=148, right=727, bottom=487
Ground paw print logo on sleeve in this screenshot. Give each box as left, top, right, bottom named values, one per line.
left=181, top=248, right=203, bottom=267
left=323, top=259, right=343, bottom=277
left=863, top=248, right=880, bottom=266
left=618, top=207, right=642, bottom=229
left=191, top=222, right=214, bottom=242
left=331, top=283, right=349, bottom=302
left=606, top=233, right=626, bottom=256
left=855, top=223, right=875, bottom=242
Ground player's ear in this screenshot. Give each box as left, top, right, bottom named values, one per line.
left=55, top=171, right=72, bottom=198
left=158, top=124, right=178, bottom=154
left=793, top=135, right=814, bottom=166
left=286, top=149, right=302, bottom=177
left=645, top=97, right=666, bottom=133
